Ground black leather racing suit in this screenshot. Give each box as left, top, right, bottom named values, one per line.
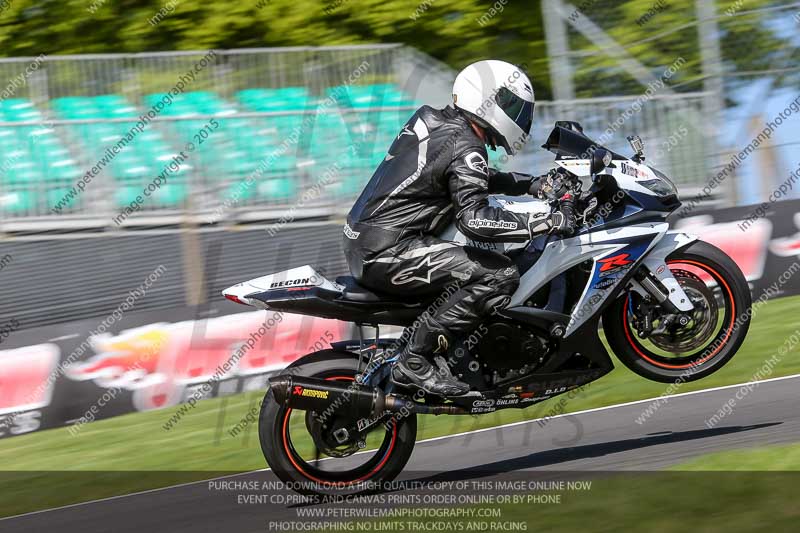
left=343, top=105, right=552, bottom=356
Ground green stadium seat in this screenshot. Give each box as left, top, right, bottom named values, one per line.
left=26, top=126, right=59, bottom=145
left=222, top=179, right=256, bottom=203
left=326, top=85, right=418, bottom=109
left=270, top=154, right=298, bottom=173
left=3, top=85, right=415, bottom=218
left=45, top=187, right=80, bottom=210
left=0, top=189, right=35, bottom=213
left=3, top=159, right=42, bottom=185
left=114, top=186, right=141, bottom=208
left=216, top=148, right=259, bottom=177
left=0, top=128, right=15, bottom=142
left=2, top=98, right=37, bottom=113
left=5, top=108, right=43, bottom=122
left=236, top=87, right=310, bottom=111
left=149, top=182, right=188, bottom=207
left=45, top=160, right=82, bottom=183
left=185, top=91, right=216, bottom=104
left=93, top=94, right=129, bottom=109
left=106, top=104, right=138, bottom=118
left=113, top=161, right=152, bottom=182
left=257, top=177, right=295, bottom=201
left=51, top=97, right=102, bottom=120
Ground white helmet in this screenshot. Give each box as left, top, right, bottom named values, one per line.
left=452, top=60, right=535, bottom=155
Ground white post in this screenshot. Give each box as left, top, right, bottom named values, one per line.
left=695, top=0, right=729, bottom=203
left=542, top=0, right=575, bottom=101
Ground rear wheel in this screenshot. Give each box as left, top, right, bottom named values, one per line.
left=604, top=241, right=751, bottom=383
left=259, top=351, right=417, bottom=496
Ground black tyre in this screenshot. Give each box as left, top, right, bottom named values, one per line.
left=259, top=350, right=417, bottom=496
left=604, top=240, right=751, bottom=383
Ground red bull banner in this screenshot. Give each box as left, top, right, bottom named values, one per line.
left=0, top=307, right=352, bottom=439
left=0, top=344, right=60, bottom=437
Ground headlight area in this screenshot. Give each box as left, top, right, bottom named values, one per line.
left=648, top=167, right=679, bottom=196
left=638, top=178, right=676, bottom=197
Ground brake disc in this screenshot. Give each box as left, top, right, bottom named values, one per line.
left=649, top=269, right=719, bottom=353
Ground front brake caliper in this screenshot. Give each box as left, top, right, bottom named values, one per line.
left=632, top=295, right=656, bottom=338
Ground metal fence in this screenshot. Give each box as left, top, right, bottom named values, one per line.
left=0, top=45, right=454, bottom=105
left=0, top=45, right=718, bottom=230
left=500, top=92, right=712, bottom=191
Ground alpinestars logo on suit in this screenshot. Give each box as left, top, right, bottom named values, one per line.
left=391, top=255, right=454, bottom=285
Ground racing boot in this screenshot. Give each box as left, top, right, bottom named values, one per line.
left=391, top=318, right=469, bottom=396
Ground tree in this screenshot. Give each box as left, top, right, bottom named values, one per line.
left=0, top=0, right=793, bottom=102
left=564, top=0, right=797, bottom=99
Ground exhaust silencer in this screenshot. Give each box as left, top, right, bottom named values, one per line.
left=269, top=374, right=471, bottom=418
left=269, top=375, right=386, bottom=419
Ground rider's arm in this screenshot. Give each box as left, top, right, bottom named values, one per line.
left=488, top=169, right=569, bottom=199
left=487, top=169, right=535, bottom=195
left=447, top=148, right=554, bottom=242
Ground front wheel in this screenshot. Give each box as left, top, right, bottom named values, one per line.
left=604, top=241, right=751, bottom=383
left=259, top=350, right=417, bottom=496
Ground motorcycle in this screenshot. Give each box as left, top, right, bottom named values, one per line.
left=223, top=121, right=751, bottom=495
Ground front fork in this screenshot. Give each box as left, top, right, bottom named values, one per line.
left=631, top=231, right=697, bottom=314
left=627, top=259, right=694, bottom=338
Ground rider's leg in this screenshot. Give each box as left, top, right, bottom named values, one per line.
left=391, top=314, right=469, bottom=396
left=392, top=250, right=518, bottom=395
left=360, top=237, right=519, bottom=396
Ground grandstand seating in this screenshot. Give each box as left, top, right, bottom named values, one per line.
left=0, top=99, right=83, bottom=214
left=0, top=85, right=418, bottom=216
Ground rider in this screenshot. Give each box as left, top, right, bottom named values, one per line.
left=343, top=60, right=575, bottom=396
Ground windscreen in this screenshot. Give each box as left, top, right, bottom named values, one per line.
left=541, top=124, right=625, bottom=160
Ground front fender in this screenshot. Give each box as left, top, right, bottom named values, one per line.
left=638, top=231, right=698, bottom=312
left=649, top=231, right=698, bottom=257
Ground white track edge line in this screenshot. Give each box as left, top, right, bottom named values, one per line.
left=414, top=372, right=800, bottom=444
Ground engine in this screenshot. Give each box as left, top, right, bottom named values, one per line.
left=475, top=321, right=550, bottom=376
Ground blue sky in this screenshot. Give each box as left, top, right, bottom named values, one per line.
left=725, top=13, right=800, bottom=204
left=725, top=85, right=800, bottom=204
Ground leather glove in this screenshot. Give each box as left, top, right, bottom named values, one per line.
left=547, top=211, right=575, bottom=236
left=548, top=194, right=577, bottom=236
left=530, top=168, right=570, bottom=200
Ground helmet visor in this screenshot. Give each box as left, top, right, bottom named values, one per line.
left=495, top=87, right=534, bottom=135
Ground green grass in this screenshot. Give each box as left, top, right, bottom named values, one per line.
left=320, top=444, right=800, bottom=533
left=2, top=295, right=800, bottom=517
left=673, top=441, right=800, bottom=471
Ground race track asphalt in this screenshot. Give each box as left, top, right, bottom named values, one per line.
left=3, top=375, right=799, bottom=533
